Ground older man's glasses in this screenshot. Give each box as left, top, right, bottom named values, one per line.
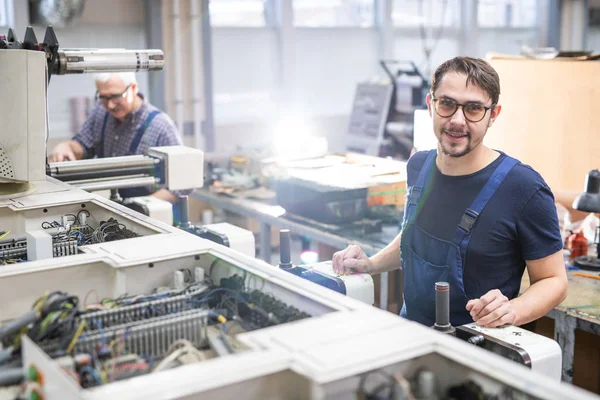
left=95, top=85, right=131, bottom=105
left=432, top=96, right=494, bottom=123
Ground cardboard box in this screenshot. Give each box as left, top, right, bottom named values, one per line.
left=367, top=178, right=407, bottom=208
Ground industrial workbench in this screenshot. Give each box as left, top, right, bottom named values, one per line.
left=520, top=271, right=600, bottom=384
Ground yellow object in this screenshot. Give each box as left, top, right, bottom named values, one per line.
left=574, top=272, right=600, bottom=281
left=67, top=320, right=88, bottom=354
left=216, top=315, right=227, bottom=324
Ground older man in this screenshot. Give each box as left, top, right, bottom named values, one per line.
left=49, top=72, right=183, bottom=203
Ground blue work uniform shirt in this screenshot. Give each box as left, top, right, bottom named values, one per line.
left=405, top=150, right=564, bottom=301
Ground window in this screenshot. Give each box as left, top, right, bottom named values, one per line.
left=478, top=0, right=537, bottom=28
left=0, top=0, right=8, bottom=27
left=209, top=0, right=267, bottom=27
left=392, top=0, right=459, bottom=28
left=293, top=0, right=375, bottom=28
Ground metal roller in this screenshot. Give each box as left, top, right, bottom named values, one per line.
left=47, top=155, right=158, bottom=176
left=71, top=176, right=159, bottom=192
left=55, top=49, right=164, bottom=75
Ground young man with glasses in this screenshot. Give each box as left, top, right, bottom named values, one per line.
left=333, top=57, right=567, bottom=329
left=49, top=72, right=183, bottom=203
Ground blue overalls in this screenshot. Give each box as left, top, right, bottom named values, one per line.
left=98, top=110, right=161, bottom=199
left=399, top=150, right=518, bottom=327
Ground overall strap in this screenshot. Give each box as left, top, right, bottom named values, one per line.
left=128, top=110, right=161, bottom=155
left=452, top=156, right=519, bottom=262
left=98, top=112, right=110, bottom=158
left=403, top=150, right=437, bottom=228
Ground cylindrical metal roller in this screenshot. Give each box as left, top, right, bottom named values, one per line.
left=55, top=49, right=164, bottom=74
left=48, top=155, right=157, bottom=176
left=71, top=176, right=158, bottom=192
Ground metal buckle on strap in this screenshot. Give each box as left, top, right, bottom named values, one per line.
left=459, top=208, right=479, bottom=233
left=408, top=186, right=422, bottom=205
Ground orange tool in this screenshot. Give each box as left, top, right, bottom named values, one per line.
left=573, top=272, right=600, bottom=280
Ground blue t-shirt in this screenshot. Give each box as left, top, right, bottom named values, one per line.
left=406, top=150, right=563, bottom=300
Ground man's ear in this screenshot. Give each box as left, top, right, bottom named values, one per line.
left=425, top=93, right=433, bottom=118
left=488, top=104, right=501, bottom=127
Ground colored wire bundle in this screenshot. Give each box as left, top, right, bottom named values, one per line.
left=41, top=211, right=139, bottom=246
left=28, top=292, right=79, bottom=345
left=42, top=210, right=94, bottom=246
left=91, top=218, right=139, bottom=243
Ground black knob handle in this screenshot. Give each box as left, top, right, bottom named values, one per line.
left=279, top=229, right=293, bottom=270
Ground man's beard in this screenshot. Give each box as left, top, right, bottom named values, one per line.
left=439, top=129, right=472, bottom=158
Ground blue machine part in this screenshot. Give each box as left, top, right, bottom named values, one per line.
left=282, top=266, right=346, bottom=295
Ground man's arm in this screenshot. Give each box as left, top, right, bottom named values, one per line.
left=467, top=185, right=567, bottom=328
left=48, top=140, right=85, bottom=162
left=510, top=250, right=568, bottom=325
left=369, top=233, right=402, bottom=274
left=151, top=188, right=177, bottom=204
left=554, top=190, right=589, bottom=223
left=467, top=250, right=567, bottom=327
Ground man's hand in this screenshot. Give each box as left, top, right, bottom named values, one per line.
left=332, top=245, right=372, bottom=275
left=466, top=289, right=517, bottom=328
left=48, top=141, right=80, bottom=162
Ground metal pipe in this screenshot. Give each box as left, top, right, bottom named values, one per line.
left=48, top=155, right=157, bottom=175
left=67, top=174, right=148, bottom=185
left=56, top=49, right=164, bottom=75
left=191, top=0, right=204, bottom=149
left=71, top=176, right=159, bottom=192
left=172, top=0, right=185, bottom=134
left=51, top=166, right=155, bottom=182
left=177, top=196, right=190, bottom=229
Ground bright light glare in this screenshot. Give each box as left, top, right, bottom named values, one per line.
left=271, top=118, right=328, bottom=160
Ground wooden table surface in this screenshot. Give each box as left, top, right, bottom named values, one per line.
left=521, top=269, right=600, bottom=325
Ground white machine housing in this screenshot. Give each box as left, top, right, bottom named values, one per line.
left=0, top=173, right=582, bottom=400
left=125, top=196, right=174, bottom=226
left=204, top=222, right=256, bottom=258
left=458, top=323, right=563, bottom=382
left=147, top=146, right=205, bottom=191
left=0, top=50, right=46, bottom=185
left=308, top=260, right=375, bottom=305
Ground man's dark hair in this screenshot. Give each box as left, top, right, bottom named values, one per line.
left=430, top=57, right=500, bottom=105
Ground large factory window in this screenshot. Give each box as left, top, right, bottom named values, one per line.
left=477, top=0, right=537, bottom=28
left=392, top=0, right=460, bottom=28
left=293, top=0, right=375, bottom=28
left=209, top=0, right=267, bottom=27
left=0, top=0, right=9, bottom=27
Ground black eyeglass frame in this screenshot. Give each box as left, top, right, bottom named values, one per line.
left=431, top=95, right=495, bottom=123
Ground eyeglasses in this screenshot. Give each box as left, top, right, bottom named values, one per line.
left=95, top=84, right=131, bottom=105
left=431, top=96, right=494, bottom=123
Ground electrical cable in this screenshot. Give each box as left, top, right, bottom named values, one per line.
left=0, top=368, right=24, bottom=386
left=417, top=0, right=448, bottom=78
